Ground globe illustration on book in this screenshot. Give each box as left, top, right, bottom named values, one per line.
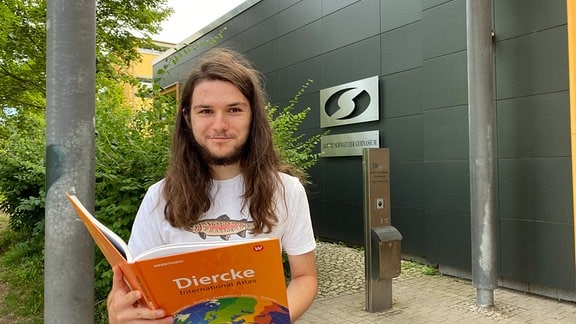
left=173, top=296, right=290, bottom=324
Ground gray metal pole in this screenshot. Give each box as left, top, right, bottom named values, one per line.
left=466, top=0, right=498, bottom=307
left=45, top=0, right=96, bottom=322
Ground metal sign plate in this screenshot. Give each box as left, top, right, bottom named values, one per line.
left=321, top=130, right=380, bottom=157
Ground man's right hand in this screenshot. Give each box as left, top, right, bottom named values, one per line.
left=107, top=266, right=173, bottom=324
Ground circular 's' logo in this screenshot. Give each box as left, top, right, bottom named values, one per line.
left=325, top=87, right=371, bottom=121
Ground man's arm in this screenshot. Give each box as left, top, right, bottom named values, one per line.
left=286, top=250, right=318, bottom=322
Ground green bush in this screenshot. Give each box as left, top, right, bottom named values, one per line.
left=92, top=82, right=175, bottom=319
left=269, top=79, right=323, bottom=182
left=0, top=112, right=46, bottom=235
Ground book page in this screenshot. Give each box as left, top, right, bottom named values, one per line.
left=66, top=193, right=133, bottom=263
left=133, top=239, right=270, bottom=261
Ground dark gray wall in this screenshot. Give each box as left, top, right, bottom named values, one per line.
left=155, top=0, right=575, bottom=292
left=494, top=0, right=572, bottom=289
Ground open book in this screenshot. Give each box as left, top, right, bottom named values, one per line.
left=66, top=193, right=290, bottom=323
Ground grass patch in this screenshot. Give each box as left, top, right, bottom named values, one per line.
left=0, top=213, right=44, bottom=324
left=401, top=260, right=439, bottom=276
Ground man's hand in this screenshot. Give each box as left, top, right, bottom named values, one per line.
left=107, top=266, right=173, bottom=324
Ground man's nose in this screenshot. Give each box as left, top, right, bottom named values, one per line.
left=212, top=112, right=229, bottom=130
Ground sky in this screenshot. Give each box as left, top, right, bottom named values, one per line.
left=154, top=0, right=247, bottom=44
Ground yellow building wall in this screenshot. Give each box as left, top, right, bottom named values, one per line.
left=124, top=41, right=174, bottom=109
left=566, top=0, right=576, bottom=272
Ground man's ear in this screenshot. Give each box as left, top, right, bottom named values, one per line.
left=182, top=108, right=192, bottom=128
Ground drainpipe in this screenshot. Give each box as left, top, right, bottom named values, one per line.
left=466, top=0, right=498, bottom=307
left=566, top=0, right=576, bottom=283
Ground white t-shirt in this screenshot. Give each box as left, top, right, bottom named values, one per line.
left=128, top=172, right=316, bottom=257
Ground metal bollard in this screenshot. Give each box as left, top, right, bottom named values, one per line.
left=363, top=148, right=402, bottom=312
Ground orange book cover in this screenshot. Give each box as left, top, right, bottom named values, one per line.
left=66, top=193, right=290, bottom=323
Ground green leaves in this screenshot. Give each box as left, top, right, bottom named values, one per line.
left=0, top=116, right=45, bottom=234
left=0, top=0, right=172, bottom=113
left=268, top=79, right=325, bottom=182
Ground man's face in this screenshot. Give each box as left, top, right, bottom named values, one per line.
left=189, top=79, right=252, bottom=166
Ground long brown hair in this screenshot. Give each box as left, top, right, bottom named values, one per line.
left=163, top=48, right=285, bottom=234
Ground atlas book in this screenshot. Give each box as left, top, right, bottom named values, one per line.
left=66, top=193, right=290, bottom=323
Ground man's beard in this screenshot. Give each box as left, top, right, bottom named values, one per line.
left=198, top=143, right=246, bottom=166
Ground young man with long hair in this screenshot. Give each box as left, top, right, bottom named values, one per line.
left=107, top=48, right=318, bottom=323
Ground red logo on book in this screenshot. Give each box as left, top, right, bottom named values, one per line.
left=253, top=244, right=264, bottom=252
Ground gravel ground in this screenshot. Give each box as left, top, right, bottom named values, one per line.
left=315, top=241, right=366, bottom=299
left=314, top=241, right=429, bottom=299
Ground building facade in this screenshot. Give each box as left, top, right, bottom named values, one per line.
left=123, top=40, right=174, bottom=109
left=154, top=0, right=575, bottom=300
